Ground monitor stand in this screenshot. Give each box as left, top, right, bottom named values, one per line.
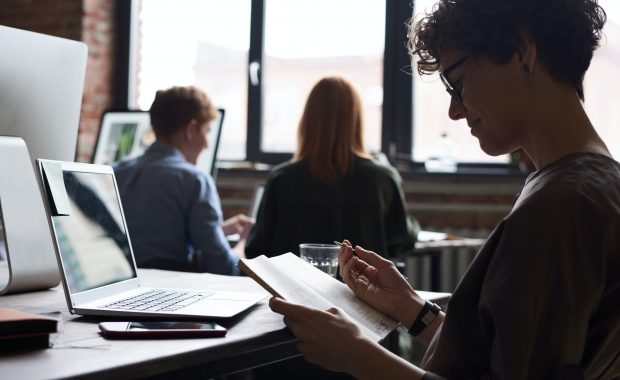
left=0, top=136, right=60, bottom=294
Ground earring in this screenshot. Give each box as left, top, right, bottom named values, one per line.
left=523, top=64, right=530, bottom=75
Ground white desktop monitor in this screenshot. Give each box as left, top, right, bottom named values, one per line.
left=0, top=25, right=87, bottom=294
left=92, top=108, right=225, bottom=178
left=0, top=25, right=87, bottom=164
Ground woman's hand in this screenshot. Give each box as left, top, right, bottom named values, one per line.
left=269, top=297, right=377, bottom=375
left=269, top=297, right=428, bottom=380
left=338, top=240, right=425, bottom=327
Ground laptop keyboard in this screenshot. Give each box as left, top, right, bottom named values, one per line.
left=101, top=289, right=213, bottom=313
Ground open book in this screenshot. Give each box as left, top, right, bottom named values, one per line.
left=238, top=252, right=449, bottom=342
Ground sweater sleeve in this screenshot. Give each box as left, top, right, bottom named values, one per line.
left=187, top=174, right=239, bottom=275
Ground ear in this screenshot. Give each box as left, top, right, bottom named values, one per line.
left=517, top=38, right=537, bottom=76
left=183, top=119, right=199, bottom=141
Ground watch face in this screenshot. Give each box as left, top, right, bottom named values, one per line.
left=408, top=301, right=441, bottom=337
left=422, top=310, right=435, bottom=324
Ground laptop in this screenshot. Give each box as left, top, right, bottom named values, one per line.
left=225, top=182, right=265, bottom=246
left=36, top=159, right=266, bottom=318
left=249, top=183, right=265, bottom=220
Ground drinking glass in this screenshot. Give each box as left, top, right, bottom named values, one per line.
left=299, top=243, right=340, bottom=277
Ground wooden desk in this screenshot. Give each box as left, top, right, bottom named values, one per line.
left=0, top=268, right=298, bottom=380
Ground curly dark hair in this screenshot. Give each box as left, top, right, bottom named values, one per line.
left=149, top=86, right=217, bottom=137
left=408, top=0, right=606, bottom=101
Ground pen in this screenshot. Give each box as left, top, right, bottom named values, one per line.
left=333, top=241, right=358, bottom=257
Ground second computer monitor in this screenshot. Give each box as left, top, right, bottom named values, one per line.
left=92, top=108, right=224, bottom=178
left=91, top=110, right=152, bottom=166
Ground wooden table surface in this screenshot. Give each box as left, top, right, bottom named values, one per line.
left=0, top=267, right=298, bottom=380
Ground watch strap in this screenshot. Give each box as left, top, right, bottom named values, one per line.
left=408, top=301, right=441, bottom=337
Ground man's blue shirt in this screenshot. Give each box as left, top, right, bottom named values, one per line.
left=114, top=141, right=239, bottom=275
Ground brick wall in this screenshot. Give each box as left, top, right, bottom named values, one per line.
left=0, top=0, right=116, bottom=162
left=79, top=0, right=116, bottom=162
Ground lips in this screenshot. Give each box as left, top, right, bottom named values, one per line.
left=467, top=118, right=480, bottom=129
left=468, top=119, right=480, bottom=136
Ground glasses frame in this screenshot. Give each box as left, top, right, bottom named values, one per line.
left=439, top=55, right=469, bottom=103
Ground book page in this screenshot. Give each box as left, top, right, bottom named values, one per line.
left=238, top=255, right=334, bottom=311
left=239, top=253, right=396, bottom=341
left=271, top=253, right=397, bottom=341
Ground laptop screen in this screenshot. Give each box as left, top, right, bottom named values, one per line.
left=196, top=108, right=224, bottom=179
left=51, top=170, right=137, bottom=294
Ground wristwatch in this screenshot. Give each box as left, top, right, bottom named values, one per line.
left=408, top=301, right=441, bottom=337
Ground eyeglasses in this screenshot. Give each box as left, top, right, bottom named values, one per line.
left=439, top=55, right=469, bottom=103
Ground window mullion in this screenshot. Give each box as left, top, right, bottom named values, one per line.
left=382, top=1, right=413, bottom=160
left=246, top=0, right=265, bottom=162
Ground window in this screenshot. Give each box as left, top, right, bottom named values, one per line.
left=132, top=1, right=620, bottom=170
left=261, top=0, right=385, bottom=153
left=131, top=0, right=251, bottom=160
left=412, top=0, right=507, bottom=164
left=128, top=0, right=392, bottom=163
left=412, top=0, right=620, bottom=165
left=129, top=0, right=388, bottom=163
left=584, top=0, right=620, bottom=159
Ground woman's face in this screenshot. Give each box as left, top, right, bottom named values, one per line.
left=439, top=49, right=529, bottom=156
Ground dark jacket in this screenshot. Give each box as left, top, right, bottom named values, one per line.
left=245, top=156, right=419, bottom=259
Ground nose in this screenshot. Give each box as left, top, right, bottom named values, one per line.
left=448, top=97, right=466, bottom=120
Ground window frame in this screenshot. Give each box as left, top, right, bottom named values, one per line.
left=117, top=0, right=519, bottom=175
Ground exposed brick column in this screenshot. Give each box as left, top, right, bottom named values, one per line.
left=79, top=0, right=115, bottom=162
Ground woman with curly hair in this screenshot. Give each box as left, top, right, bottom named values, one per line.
left=269, top=1, right=620, bottom=378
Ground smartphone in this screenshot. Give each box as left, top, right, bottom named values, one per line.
left=99, top=321, right=227, bottom=338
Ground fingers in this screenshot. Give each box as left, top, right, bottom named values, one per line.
left=271, top=298, right=337, bottom=344
left=237, top=213, right=255, bottom=226
left=340, top=256, right=374, bottom=298
left=270, top=298, right=342, bottom=324
left=338, top=240, right=389, bottom=270
left=225, top=214, right=255, bottom=227
left=326, top=306, right=341, bottom=316
left=338, top=239, right=353, bottom=257
left=269, top=297, right=312, bottom=318
left=341, top=257, right=368, bottom=279
left=353, top=245, right=392, bottom=268
left=338, top=239, right=356, bottom=276
left=269, top=296, right=333, bottom=328
left=338, top=245, right=360, bottom=284
left=223, top=214, right=255, bottom=236
left=270, top=299, right=361, bottom=373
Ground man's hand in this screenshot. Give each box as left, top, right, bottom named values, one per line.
left=222, top=214, right=254, bottom=239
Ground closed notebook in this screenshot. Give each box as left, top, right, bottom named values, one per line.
left=0, top=308, right=58, bottom=336
left=0, top=333, right=53, bottom=350
left=0, top=308, right=58, bottom=349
